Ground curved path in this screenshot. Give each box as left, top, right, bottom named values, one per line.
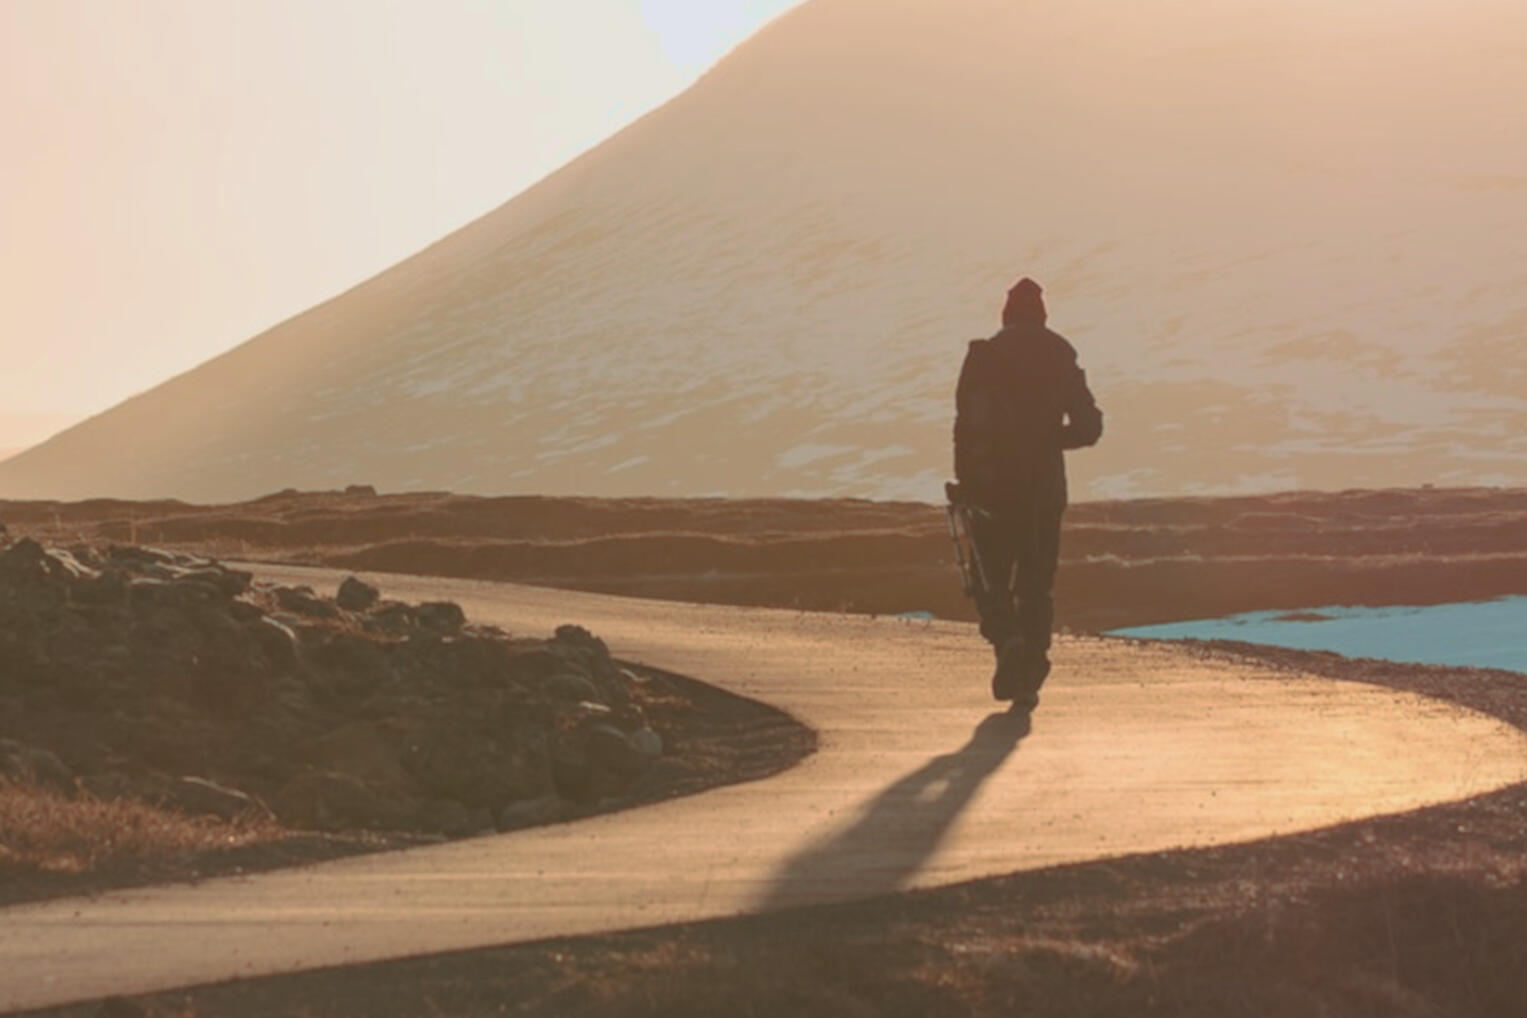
left=5, top=565, right=1527, bottom=1012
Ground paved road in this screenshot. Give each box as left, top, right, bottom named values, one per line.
left=5, top=565, right=1527, bottom=1012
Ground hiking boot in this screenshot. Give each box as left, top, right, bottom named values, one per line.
left=990, top=636, right=1025, bottom=701
left=1026, top=655, right=1052, bottom=689
left=1011, top=656, right=1051, bottom=713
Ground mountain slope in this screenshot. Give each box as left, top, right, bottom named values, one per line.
left=5, top=0, right=1525, bottom=502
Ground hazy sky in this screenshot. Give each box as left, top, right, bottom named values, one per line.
left=0, top=0, right=803, bottom=450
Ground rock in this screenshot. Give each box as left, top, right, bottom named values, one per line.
left=412, top=798, right=491, bottom=837
left=114, top=703, right=222, bottom=776
left=69, top=544, right=106, bottom=570
left=308, top=722, right=416, bottom=798
left=630, top=725, right=664, bottom=761
left=270, top=770, right=410, bottom=831
left=106, top=544, right=175, bottom=568
left=498, top=795, right=561, bottom=830
left=305, top=631, right=391, bottom=695
left=508, top=647, right=561, bottom=679
left=401, top=725, right=540, bottom=808
left=411, top=797, right=466, bottom=834
left=502, top=727, right=557, bottom=802
left=554, top=624, right=607, bottom=653
left=467, top=805, right=496, bottom=833
left=221, top=568, right=255, bottom=595
left=45, top=547, right=100, bottom=583
left=184, top=605, right=259, bottom=673
left=550, top=731, right=592, bottom=799
left=162, top=575, right=225, bottom=606
left=175, top=776, right=269, bottom=821
left=366, top=601, right=415, bottom=634
left=585, top=724, right=657, bottom=778
left=269, top=611, right=308, bottom=631
left=274, top=585, right=339, bottom=619
left=545, top=672, right=602, bottom=703
left=0, top=537, right=51, bottom=581
left=551, top=624, right=625, bottom=703
left=125, top=576, right=179, bottom=609
left=416, top=601, right=466, bottom=633
left=0, top=738, right=74, bottom=793
left=227, top=598, right=263, bottom=622
left=174, top=565, right=251, bottom=598
left=585, top=724, right=633, bottom=772
left=97, top=995, right=151, bottom=1018
left=243, top=674, right=318, bottom=739
left=554, top=625, right=616, bottom=673
left=336, top=575, right=380, bottom=612
left=251, top=616, right=301, bottom=670
left=74, top=567, right=130, bottom=605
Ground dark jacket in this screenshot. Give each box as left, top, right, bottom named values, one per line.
left=953, top=322, right=1102, bottom=508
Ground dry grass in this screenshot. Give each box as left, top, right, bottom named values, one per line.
left=14, top=485, right=1526, bottom=634
left=0, top=779, right=282, bottom=876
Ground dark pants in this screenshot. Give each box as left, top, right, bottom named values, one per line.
left=968, top=499, right=1063, bottom=672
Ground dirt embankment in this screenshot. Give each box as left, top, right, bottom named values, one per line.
left=5, top=485, right=1525, bottom=630
left=0, top=533, right=811, bottom=904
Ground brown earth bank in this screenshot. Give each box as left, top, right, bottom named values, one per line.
left=28, top=644, right=1527, bottom=1018
left=4, top=485, right=1525, bottom=631
left=0, top=535, right=812, bottom=907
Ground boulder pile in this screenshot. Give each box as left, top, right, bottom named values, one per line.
left=0, top=534, right=664, bottom=836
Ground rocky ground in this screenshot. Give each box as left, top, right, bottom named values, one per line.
left=0, top=529, right=812, bottom=904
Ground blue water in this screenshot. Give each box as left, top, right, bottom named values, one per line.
left=1109, top=597, right=1527, bottom=675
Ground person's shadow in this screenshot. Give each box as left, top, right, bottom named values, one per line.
left=757, top=710, right=1031, bottom=912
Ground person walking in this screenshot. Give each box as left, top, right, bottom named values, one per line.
left=951, top=278, right=1103, bottom=709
